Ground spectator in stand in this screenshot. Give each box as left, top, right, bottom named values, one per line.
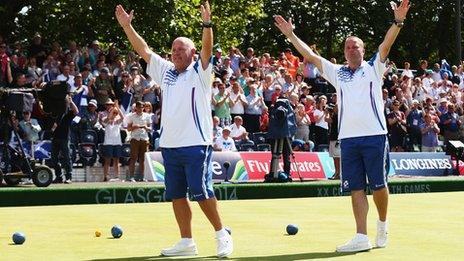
left=229, top=82, right=247, bottom=120
left=420, top=114, right=440, bottom=152
left=387, top=100, right=407, bottom=152
left=229, top=115, right=250, bottom=147
left=94, top=67, right=115, bottom=111
left=262, top=74, right=278, bottom=107
left=401, top=61, right=414, bottom=79
left=130, top=65, right=147, bottom=103
left=244, top=83, right=266, bottom=133
left=437, top=98, right=448, bottom=119
left=228, top=47, right=243, bottom=73
left=142, top=78, right=159, bottom=109
left=11, top=73, right=33, bottom=89
left=313, top=95, right=329, bottom=150
left=0, top=43, right=13, bottom=86
left=412, top=77, right=427, bottom=103
left=72, top=73, right=93, bottom=115
left=56, top=64, right=75, bottom=91
left=431, top=63, right=442, bottom=82
left=125, top=101, right=151, bottom=182
left=406, top=99, right=423, bottom=150
left=213, top=82, right=231, bottom=127
left=416, top=60, right=428, bottom=78
left=220, top=56, right=234, bottom=81
left=51, top=95, right=79, bottom=184
left=271, top=85, right=283, bottom=104
left=80, top=65, right=94, bottom=86
left=89, top=40, right=101, bottom=66
left=244, top=47, right=255, bottom=65
left=212, top=47, right=222, bottom=69
left=326, top=103, right=340, bottom=179
left=143, top=101, right=156, bottom=143
left=302, top=46, right=320, bottom=89
left=212, top=116, right=222, bottom=142
left=283, top=48, right=300, bottom=79
left=442, top=103, right=461, bottom=144
left=294, top=103, right=311, bottom=142
left=26, top=57, right=42, bottom=84
left=78, top=48, right=96, bottom=72
left=19, top=111, right=41, bottom=153
left=93, top=59, right=106, bottom=77
left=101, top=100, right=124, bottom=182
left=259, top=106, right=269, bottom=132
left=28, top=33, right=47, bottom=67
left=213, top=126, right=236, bottom=152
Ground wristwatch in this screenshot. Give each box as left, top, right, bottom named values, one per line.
left=393, top=19, right=404, bottom=28
left=202, top=21, right=213, bottom=28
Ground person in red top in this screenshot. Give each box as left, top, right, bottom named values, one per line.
left=259, top=107, right=269, bottom=132
left=0, top=43, right=13, bottom=86
left=271, top=85, right=283, bottom=104
left=284, top=48, right=300, bottom=79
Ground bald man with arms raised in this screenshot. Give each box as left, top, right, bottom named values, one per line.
left=115, top=1, right=233, bottom=257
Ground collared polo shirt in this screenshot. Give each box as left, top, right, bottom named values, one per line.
left=147, top=53, right=213, bottom=148
left=321, top=52, right=388, bottom=139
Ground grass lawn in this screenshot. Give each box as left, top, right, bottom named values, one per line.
left=0, top=192, right=463, bottom=260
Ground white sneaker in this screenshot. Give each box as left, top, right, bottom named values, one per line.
left=216, top=233, right=233, bottom=258
left=336, top=234, right=372, bottom=253
left=376, top=220, right=388, bottom=248
left=160, top=240, right=198, bottom=256
left=109, top=178, right=120, bottom=182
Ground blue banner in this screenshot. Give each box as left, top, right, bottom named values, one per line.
left=389, top=152, right=453, bottom=176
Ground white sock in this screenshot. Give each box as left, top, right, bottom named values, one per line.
left=378, top=220, right=388, bottom=229
left=180, top=238, right=194, bottom=245
left=355, top=233, right=369, bottom=241
left=215, top=228, right=228, bottom=238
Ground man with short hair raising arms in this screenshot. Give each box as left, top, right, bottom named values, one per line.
left=274, top=0, right=410, bottom=253
left=115, top=1, right=233, bottom=257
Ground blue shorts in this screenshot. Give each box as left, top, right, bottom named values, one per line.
left=161, top=145, right=214, bottom=201
left=340, top=135, right=389, bottom=192
left=102, top=145, right=122, bottom=158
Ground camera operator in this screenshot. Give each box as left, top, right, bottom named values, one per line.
left=266, top=97, right=297, bottom=180
left=325, top=103, right=340, bottom=180
left=50, top=94, right=79, bottom=184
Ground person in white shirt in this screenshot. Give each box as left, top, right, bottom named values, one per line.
left=101, top=100, right=124, bottom=181
left=229, top=116, right=249, bottom=146
left=56, top=64, right=75, bottom=92
left=228, top=82, right=247, bottom=120
left=274, top=0, right=410, bottom=253
left=116, top=1, right=232, bottom=258
left=400, top=61, right=414, bottom=79
left=213, top=127, right=236, bottom=151
left=125, top=101, right=151, bottom=182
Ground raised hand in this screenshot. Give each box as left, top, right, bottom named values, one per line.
left=200, top=1, right=211, bottom=22
left=274, top=15, right=294, bottom=38
left=115, top=5, right=134, bottom=28
left=390, top=0, right=410, bottom=21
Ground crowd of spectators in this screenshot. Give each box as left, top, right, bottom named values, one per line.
left=1, top=34, right=464, bottom=181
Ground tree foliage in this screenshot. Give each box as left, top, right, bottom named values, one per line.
left=0, top=0, right=461, bottom=66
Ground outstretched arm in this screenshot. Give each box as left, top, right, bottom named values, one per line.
left=200, top=1, right=213, bottom=70
left=115, top=5, right=153, bottom=63
left=379, top=0, right=411, bottom=62
left=274, top=15, right=323, bottom=72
